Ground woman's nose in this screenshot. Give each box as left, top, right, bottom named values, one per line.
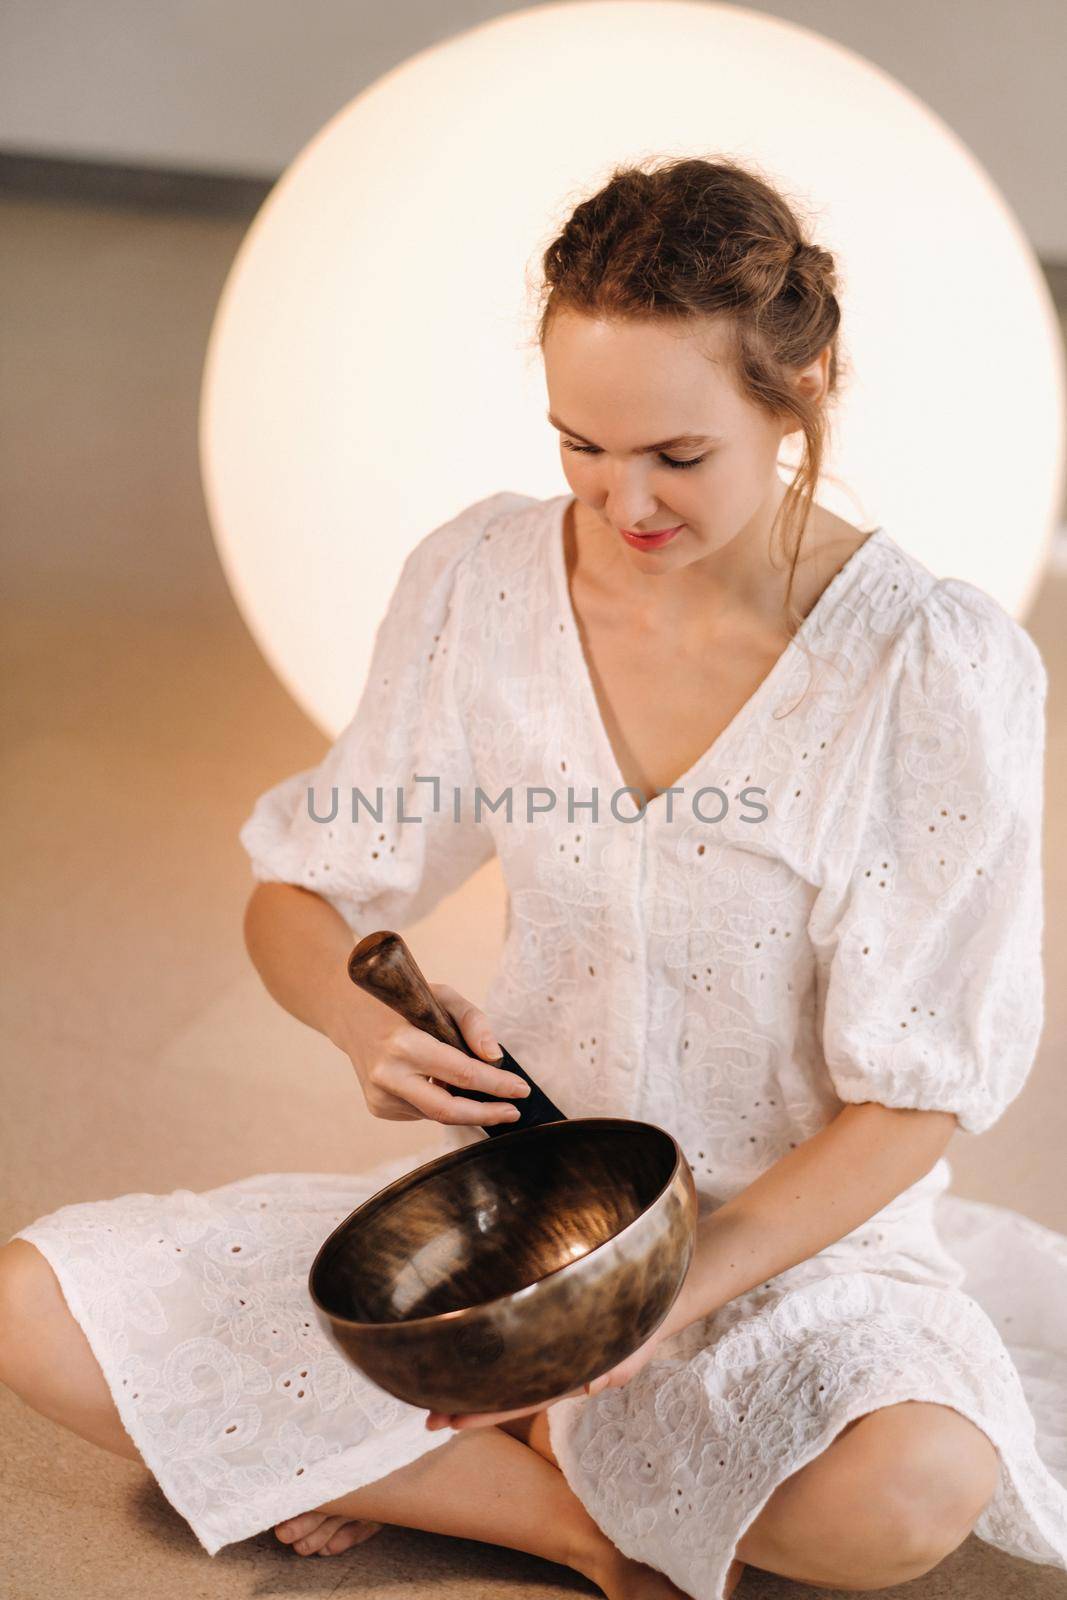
left=600, top=492, right=664, bottom=532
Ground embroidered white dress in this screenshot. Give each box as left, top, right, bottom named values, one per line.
left=12, top=490, right=1067, bottom=1598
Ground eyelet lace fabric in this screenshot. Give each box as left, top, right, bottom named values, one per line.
left=12, top=491, right=1066, bottom=1596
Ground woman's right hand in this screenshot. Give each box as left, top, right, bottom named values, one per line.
left=344, top=980, right=532, bottom=1127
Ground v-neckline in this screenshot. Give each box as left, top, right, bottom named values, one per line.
left=549, top=493, right=884, bottom=818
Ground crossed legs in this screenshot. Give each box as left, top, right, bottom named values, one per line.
left=501, top=1403, right=998, bottom=1592
left=0, top=1239, right=998, bottom=1593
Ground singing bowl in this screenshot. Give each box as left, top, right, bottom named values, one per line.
left=307, top=930, right=697, bottom=1415
left=309, top=1114, right=696, bottom=1415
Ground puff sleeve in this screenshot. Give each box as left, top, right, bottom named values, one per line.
left=808, top=579, right=1048, bottom=1135
left=239, top=492, right=525, bottom=935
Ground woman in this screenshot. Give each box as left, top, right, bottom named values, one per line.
left=3, top=157, right=1066, bottom=1600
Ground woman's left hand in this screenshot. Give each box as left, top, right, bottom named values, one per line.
left=424, top=1316, right=678, bottom=1433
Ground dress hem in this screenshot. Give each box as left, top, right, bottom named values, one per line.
left=727, top=1388, right=1066, bottom=1599
left=12, top=1222, right=458, bottom=1557
left=546, top=1361, right=1067, bottom=1600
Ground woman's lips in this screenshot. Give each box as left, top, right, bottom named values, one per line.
left=620, top=524, right=683, bottom=549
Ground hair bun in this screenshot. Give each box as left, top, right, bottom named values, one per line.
left=791, top=240, right=833, bottom=280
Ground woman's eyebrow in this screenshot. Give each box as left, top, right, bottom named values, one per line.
left=546, top=411, right=722, bottom=451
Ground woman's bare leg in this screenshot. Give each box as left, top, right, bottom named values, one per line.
left=0, top=1241, right=692, bottom=1597
left=504, top=1393, right=994, bottom=1593
left=0, top=1240, right=144, bottom=1462
left=734, top=1403, right=999, bottom=1590
left=300, top=1426, right=698, bottom=1597
left=499, top=1413, right=744, bottom=1598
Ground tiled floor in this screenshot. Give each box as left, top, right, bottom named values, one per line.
left=2, top=194, right=1065, bottom=1598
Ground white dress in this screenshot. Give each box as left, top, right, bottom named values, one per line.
left=12, top=490, right=1067, bottom=1598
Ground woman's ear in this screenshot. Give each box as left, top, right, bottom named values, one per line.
left=776, top=345, right=831, bottom=443
left=792, top=343, right=831, bottom=408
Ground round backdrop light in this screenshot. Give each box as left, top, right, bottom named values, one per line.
left=200, top=0, right=1063, bottom=740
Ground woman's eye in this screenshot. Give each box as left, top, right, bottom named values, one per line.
left=561, top=440, right=706, bottom=471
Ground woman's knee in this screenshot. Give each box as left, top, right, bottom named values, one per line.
left=873, top=1402, right=999, bottom=1573
left=0, top=1238, right=144, bottom=1463
left=742, top=1400, right=999, bottom=1588
left=0, top=1240, right=63, bottom=1385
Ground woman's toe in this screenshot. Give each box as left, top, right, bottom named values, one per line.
left=292, top=1514, right=349, bottom=1555
left=320, top=1519, right=384, bottom=1555
left=275, top=1512, right=317, bottom=1543
left=274, top=1510, right=335, bottom=1551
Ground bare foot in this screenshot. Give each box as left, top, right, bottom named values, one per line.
left=274, top=1508, right=384, bottom=1557
left=594, top=1546, right=745, bottom=1599
left=594, top=1545, right=695, bottom=1599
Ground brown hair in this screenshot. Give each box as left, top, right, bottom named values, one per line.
left=529, top=154, right=850, bottom=655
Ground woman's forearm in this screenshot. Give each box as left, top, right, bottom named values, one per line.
left=243, top=896, right=957, bottom=1330
left=243, top=880, right=376, bottom=1053
left=668, top=1102, right=958, bottom=1332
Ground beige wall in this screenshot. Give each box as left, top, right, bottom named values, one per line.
left=1, top=0, right=1065, bottom=257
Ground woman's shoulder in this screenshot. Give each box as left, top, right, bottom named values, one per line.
left=903, top=570, right=1047, bottom=697
left=403, top=490, right=550, bottom=585
left=846, top=525, right=1046, bottom=694
left=367, top=492, right=560, bottom=676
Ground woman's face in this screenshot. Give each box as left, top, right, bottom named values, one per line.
left=542, top=310, right=812, bottom=573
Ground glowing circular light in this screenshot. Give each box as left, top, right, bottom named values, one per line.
left=201, top=0, right=1063, bottom=738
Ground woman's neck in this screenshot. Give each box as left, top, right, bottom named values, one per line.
left=567, top=483, right=863, bottom=644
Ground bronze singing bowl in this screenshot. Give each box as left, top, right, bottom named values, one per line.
left=308, top=930, right=698, bottom=1416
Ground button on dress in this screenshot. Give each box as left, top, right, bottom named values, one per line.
left=12, top=490, right=1067, bottom=1595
